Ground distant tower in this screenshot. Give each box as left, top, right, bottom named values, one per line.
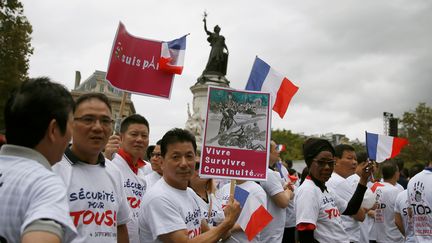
left=383, top=112, right=398, bottom=136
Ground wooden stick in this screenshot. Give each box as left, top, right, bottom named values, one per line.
left=118, top=91, right=128, bottom=118
left=229, top=179, right=236, bottom=202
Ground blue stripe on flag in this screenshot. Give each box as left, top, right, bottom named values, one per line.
left=366, top=132, right=378, bottom=161
left=234, top=186, right=249, bottom=209
left=167, top=35, right=186, bottom=50
left=245, top=57, right=270, bottom=91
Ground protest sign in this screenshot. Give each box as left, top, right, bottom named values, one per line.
left=199, top=86, right=271, bottom=181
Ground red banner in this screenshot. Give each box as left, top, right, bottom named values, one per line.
left=106, top=22, right=174, bottom=98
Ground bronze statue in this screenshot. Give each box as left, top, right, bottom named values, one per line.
left=202, top=12, right=228, bottom=76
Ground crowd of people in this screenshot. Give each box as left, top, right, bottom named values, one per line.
left=0, top=77, right=431, bottom=243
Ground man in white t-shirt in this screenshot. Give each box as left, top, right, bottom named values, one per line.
left=261, top=140, right=293, bottom=243
left=138, top=128, right=241, bottom=243
left=145, top=140, right=163, bottom=189
left=0, top=78, right=77, bottom=243
left=53, top=93, right=131, bottom=243
left=326, top=144, right=366, bottom=243
left=373, top=160, right=404, bottom=243
left=407, top=161, right=432, bottom=242
left=109, top=114, right=150, bottom=243
left=394, top=163, right=424, bottom=243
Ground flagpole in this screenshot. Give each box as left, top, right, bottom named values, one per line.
left=229, top=179, right=236, bottom=202
left=119, top=91, right=128, bottom=118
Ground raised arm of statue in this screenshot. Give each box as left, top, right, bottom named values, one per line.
left=203, top=17, right=211, bottom=35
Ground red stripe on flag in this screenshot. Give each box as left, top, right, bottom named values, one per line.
left=273, top=78, right=299, bottom=118
left=244, top=205, right=273, bottom=241
left=390, top=137, right=408, bottom=158
left=371, top=182, right=384, bottom=193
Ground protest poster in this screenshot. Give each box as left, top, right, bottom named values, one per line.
left=199, top=86, right=271, bottom=181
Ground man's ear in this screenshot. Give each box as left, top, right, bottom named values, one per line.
left=46, top=119, right=59, bottom=143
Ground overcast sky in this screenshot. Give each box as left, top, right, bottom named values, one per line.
left=22, top=0, right=432, bottom=144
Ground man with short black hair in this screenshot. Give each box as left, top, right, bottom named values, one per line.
left=372, top=160, right=404, bottom=243
left=0, top=77, right=77, bottom=243
left=53, top=92, right=131, bottom=243
left=326, top=144, right=365, bottom=243
left=109, top=114, right=150, bottom=243
left=139, top=128, right=241, bottom=243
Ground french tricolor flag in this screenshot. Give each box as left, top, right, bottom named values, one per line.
left=366, top=131, right=408, bottom=163
left=159, top=35, right=187, bottom=74
left=234, top=186, right=273, bottom=241
left=245, top=57, right=299, bottom=118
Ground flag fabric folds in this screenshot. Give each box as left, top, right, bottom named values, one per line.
left=106, top=22, right=186, bottom=98
left=276, top=144, right=286, bottom=152
left=159, top=35, right=187, bottom=74
left=245, top=57, right=299, bottom=118
left=234, top=186, right=273, bottom=241
left=365, top=131, right=408, bottom=163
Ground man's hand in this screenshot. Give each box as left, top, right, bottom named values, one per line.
left=358, top=161, right=373, bottom=186
left=222, top=198, right=241, bottom=229
left=104, top=134, right=121, bottom=160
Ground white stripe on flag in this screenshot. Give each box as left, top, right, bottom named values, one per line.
left=376, top=134, right=393, bottom=162
left=261, top=68, right=283, bottom=108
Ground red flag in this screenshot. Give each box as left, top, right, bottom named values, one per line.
left=106, top=22, right=174, bottom=98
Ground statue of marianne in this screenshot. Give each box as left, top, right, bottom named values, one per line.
left=202, top=12, right=229, bottom=76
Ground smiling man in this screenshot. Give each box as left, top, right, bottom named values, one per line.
left=326, top=144, right=366, bottom=243
left=53, top=93, right=131, bottom=243
left=110, top=114, right=149, bottom=243
left=138, top=128, right=241, bottom=243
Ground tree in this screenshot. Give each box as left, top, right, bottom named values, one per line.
left=0, top=0, right=33, bottom=130
left=399, top=103, right=432, bottom=165
left=271, top=129, right=304, bottom=161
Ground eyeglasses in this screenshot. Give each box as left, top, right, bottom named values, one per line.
left=151, top=152, right=161, bottom=158
left=74, top=115, right=114, bottom=127
left=313, top=159, right=335, bottom=168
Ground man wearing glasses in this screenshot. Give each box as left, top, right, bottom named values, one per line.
left=53, top=93, right=131, bottom=243
left=145, top=140, right=163, bottom=189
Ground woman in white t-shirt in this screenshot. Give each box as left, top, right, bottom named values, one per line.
left=295, top=138, right=372, bottom=243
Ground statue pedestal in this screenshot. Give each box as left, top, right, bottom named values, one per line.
left=185, top=74, right=230, bottom=150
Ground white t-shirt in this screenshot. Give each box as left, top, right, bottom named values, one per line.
left=53, top=153, right=131, bottom=243
left=142, top=161, right=154, bottom=175
left=0, top=145, right=77, bottom=242
left=217, top=181, right=267, bottom=243
left=327, top=172, right=360, bottom=242
left=374, top=181, right=404, bottom=243
left=144, top=171, right=162, bottom=189
left=407, top=169, right=432, bottom=242
left=139, top=178, right=203, bottom=243
left=260, top=169, right=286, bottom=243
left=194, top=192, right=225, bottom=227
left=110, top=153, right=147, bottom=243
left=394, top=189, right=415, bottom=243
left=278, top=165, right=296, bottom=228
left=295, top=178, right=348, bottom=243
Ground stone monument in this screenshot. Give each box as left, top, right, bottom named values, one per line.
left=185, top=12, right=230, bottom=149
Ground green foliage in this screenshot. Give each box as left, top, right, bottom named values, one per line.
left=0, top=0, right=33, bottom=130
left=399, top=103, right=432, bottom=165
left=271, top=129, right=304, bottom=161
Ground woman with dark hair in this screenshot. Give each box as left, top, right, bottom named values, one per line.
left=295, top=138, right=372, bottom=243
